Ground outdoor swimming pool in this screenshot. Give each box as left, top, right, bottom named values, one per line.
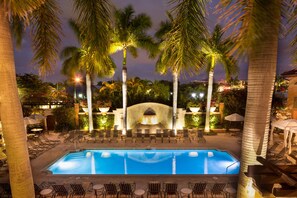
left=48, top=149, right=240, bottom=175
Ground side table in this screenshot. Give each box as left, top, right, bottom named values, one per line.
left=134, top=189, right=145, bottom=198
left=40, top=188, right=53, bottom=198
left=180, top=187, right=192, bottom=198
left=93, top=184, right=104, bottom=198
left=225, top=187, right=236, bottom=198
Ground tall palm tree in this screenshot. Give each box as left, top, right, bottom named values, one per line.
left=61, top=19, right=115, bottom=133
left=109, top=5, right=156, bottom=135
left=220, top=0, right=296, bottom=196
left=201, top=25, right=237, bottom=133
left=155, top=0, right=207, bottom=134
left=0, top=1, right=61, bottom=197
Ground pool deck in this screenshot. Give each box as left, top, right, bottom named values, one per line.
left=1, top=131, right=242, bottom=197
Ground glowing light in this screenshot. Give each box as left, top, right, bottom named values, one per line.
left=246, top=178, right=255, bottom=197
left=86, top=152, right=92, bottom=158
left=99, top=107, right=110, bottom=114
left=191, top=93, right=197, bottom=98
left=78, top=93, right=83, bottom=98
left=208, top=152, right=214, bottom=157
left=189, top=107, right=200, bottom=113
left=141, top=115, right=158, bottom=125
left=74, top=76, right=81, bottom=83
left=199, top=93, right=204, bottom=98
left=210, top=107, right=216, bottom=112
left=58, top=161, right=78, bottom=170
left=101, top=152, right=111, bottom=158
left=189, top=151, right=198, bottom=157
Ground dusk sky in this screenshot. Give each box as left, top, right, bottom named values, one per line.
left=14, top=0, right=294, bottom=84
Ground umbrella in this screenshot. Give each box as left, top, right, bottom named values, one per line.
left=23, top=117, right=39, bottom=125
left=29, top=114, right=45, bottom=120
left=224, top=113, right=244, bottom=122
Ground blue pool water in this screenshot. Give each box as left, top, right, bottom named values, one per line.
left=48, top=149, right=240, bottom=175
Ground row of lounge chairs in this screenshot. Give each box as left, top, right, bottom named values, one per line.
left=82, top=129, right=206, bottom=144
left=27, top=134, right=60, bottom=159
left=29, top=181, right=233, bottom=198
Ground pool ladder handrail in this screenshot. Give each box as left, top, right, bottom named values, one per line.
left=226, top=160, right=239, bottom=174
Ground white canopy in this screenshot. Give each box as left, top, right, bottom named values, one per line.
left=225, top=113, right=244, bottom=122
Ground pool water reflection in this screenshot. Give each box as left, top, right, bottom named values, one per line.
left=48, top=149, right=240, bottom=175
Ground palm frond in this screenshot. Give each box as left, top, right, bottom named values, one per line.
left=30, top=0, right=62, bottom=76
left=155, top=20, right=172, bottom=41
left=74, top=0, right=112, bottom=55
left=128, top=46, right=137, bottom=57
left=287, top=0, right=297, bottom=62
left=10, top=15, right=24, bottom=48
left=161, top=0, right=207, bottom=74
left=68, top=19, right=83, bottom=42
left=4, top=0, right=45, bottom=18
left=219, top=0, right=282, bottom=55
left=60, top=46, right=80, bottom=59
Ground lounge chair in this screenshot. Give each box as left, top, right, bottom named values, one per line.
left=162, top=130, right=170, bottom=143
left=147, top=181, right=162, bottom=198
left=197, top=130, right=206, bottom=143
left=124, top=130, right=135, bottom=143
left=169, top=130, right=177, bottom=143
left=105, top=130, right=112, bottom=143
left=155, top=129, right=162, bottom=143
left=70, top=184, right=86, bottom=198
left=182, top=129, right=191, bottom=143
left=136, top=130, right=144, bottom=143
left=98, top=130, right=105, bottom=143
left=34, top=183, right=43, bottom=198
left=112, top=130, right=120, bottom=142
left=103, top=183, right=119, bottom=198
left=210, top=183, right=226, bottom=198
left=163, top=183, right=178, bottom=198
left=0, top=183, right=12, bottom=197
left=189, top=182, right=207, bottom=197
left=119, top=182, right=135, bottom=198
left=52, top=184, right=69, bottom=197
left=144, top=129, right=152, bottom=143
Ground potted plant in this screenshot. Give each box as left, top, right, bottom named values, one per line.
left=187, top=101, right=200, bottom=113
left=96, top=100, right=111, bottom=114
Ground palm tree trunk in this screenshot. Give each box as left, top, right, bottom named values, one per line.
left=237, top=23, right=280, bottom=198
left=0, top=6, right=34, bottom=197
left=172, top=71, right=178, bottom=135
left=122, top=48, right=127, bottom=135
left=205, top=64, right=214, bottom=133
left=86, top=73, right=93, bottom=132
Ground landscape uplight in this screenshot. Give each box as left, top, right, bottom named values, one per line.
left=199, top=93, right=204, bottom=99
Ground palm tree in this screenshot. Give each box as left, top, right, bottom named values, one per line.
left=220, top=0, right=296, bottom=196
left=109, top=5, right=156, bottom=135
left=0, top=1, right=61, bottom=197
left=155, top=0, right=207, bottom=134
left=201, top=25, right=238, bottom=133
left=61, top=19, right=115, bottom=133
